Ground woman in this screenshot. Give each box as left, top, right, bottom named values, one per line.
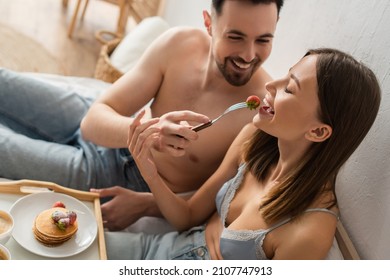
left=105, top=48, right=381, bottom=259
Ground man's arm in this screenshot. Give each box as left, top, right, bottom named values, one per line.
left=80, top=28, right=172, bottom=148
left=80, top=27, right=210, bottom=150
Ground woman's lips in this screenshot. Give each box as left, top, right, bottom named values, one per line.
left=261, top=98, right=275, bottom=115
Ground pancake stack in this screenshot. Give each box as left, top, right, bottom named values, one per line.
left=33, top=207, right=78, bottom=246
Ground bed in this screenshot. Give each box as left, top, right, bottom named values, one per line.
left=0, top=68, right=359, bottom=260
left=0, top=15, right=359, bottom=260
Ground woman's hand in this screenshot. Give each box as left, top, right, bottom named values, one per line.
left=127, top=110, right=161, bottom=181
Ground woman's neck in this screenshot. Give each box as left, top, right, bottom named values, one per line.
left=268, top=139, right=311, bottom=183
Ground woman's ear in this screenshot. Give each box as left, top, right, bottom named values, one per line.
left=305, top=124, right=332, bottom=142
left=203, top=10, right=212, bottom=35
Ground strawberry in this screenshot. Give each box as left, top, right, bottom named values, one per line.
left=51, top=210, right=67, bottom=223
left=57, top=217, right=70, bottom=231
left=246, top=95, right=261, bottom=110
left=67, top=211, right=77, bottom=225
left=52, top=201, right=66, bottom=208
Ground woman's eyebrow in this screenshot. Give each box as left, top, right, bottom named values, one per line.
left=291, top=73, right=301, bottom=90
left=288, top=67, right=301, bottom=90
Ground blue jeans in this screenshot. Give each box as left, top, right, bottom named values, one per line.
left=0, top=68, right=149, bottom=191
left=105, top=226, right=210, bottom=260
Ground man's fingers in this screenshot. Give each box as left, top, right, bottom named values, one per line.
left=164, top=111, right=210, bottom=124
left=90, top=186, right=119, bottom=198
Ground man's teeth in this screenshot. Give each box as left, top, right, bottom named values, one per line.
left=233, top=59, right=251, bottom=69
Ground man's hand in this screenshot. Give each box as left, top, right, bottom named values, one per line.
left=90, top=186, right=157, bottom=231
left=156, top=111, right=210, bottom=156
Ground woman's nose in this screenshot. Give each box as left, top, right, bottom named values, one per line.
left=265, top=81, right=276, bottom=96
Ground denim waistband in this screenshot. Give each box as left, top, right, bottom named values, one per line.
left=118, top=148, right=150, bottom=192
left=170, top=225, right=210, bottom=260
left=119, top=147, right=131, bottom=157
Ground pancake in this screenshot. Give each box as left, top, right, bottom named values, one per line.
left=33, top=207, right=78, bottom=247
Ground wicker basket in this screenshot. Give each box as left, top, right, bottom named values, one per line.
left=94, top=30, right=124, bottom=83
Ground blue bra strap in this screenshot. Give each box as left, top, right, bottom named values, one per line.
left=304, top=208, right=339, bottom=219
left=266, top=208, right=339, bottom=233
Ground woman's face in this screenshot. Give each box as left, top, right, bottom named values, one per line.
left=253, top=55, right=324, bottom=142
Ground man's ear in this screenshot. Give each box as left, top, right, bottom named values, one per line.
left=203, top=10, right=212, bottom=35
left=305, top=124, right=332, bottom=142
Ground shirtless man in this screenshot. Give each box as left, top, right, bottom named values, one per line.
left=81, top=0, right=283, bottom=230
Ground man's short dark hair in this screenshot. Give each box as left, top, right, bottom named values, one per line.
left=212, top=0, right=284, bottom=16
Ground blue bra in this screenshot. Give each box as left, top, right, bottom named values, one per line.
left=215, top=163, right=338, bottom=260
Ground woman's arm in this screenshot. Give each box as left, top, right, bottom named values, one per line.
left=271, top=210, right=338, bottom=260
left=129, top=113, right=256, bottom=231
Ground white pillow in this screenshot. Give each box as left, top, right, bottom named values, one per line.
left=324, top=237, right=344, bottom=260
left=110, top=16, right=170, bottom=73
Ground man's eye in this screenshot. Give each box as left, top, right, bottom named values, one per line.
left=228, top=36, right=242, bottom=41
left=256, top=39, right=270, bottom=44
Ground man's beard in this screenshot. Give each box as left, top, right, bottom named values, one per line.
left=217, top=57, right=261, bottom=87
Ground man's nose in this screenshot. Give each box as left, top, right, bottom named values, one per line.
left=240, top=42, right=256, bottom=63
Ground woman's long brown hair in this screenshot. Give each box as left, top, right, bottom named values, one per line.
left=243, top=48, right=381, bottom=224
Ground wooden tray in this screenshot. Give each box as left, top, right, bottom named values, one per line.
left=0, top=179, right=107, bottom=260
left=0, top=180, right=358, bottom=260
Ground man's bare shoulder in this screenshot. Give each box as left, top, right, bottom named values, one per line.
left=164, top=26, right=208, bottom=41
left=255, top=67, right=274, bottom=87
left=157, top=27, right=209, bottom=54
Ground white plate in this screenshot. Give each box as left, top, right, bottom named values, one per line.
left=10, top=192, right=97, bottom=258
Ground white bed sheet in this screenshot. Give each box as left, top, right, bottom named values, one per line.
left=30, top=72, right=112, bottom=99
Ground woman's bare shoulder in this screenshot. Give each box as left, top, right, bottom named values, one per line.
left=276, top=209, right=338, bottom=259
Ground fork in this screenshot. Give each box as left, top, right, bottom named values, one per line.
left=192, top=102, right=248, bottom=132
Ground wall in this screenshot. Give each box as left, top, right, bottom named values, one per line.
left=163, top=0, right=209, bottom=29
left=162, top=0, right=390, bottom=259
